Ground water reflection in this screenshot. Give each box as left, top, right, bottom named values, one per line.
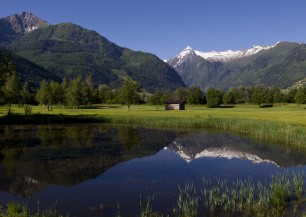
left=0, top=124, right=305, bottom=216
left=167, top=131, right=306, bottom=167
left=0, top=124, right=176, bottom=196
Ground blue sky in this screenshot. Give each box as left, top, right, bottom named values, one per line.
left=1, top=0, right=306, bottom=59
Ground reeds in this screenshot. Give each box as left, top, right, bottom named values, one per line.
left=136, top=170, right=305, bottom=217
left=201, top=170, right=305, bottom=216
left=106, top=115, right=306, bottom=150
left=174, top=183, right=198, bottom=217
left=0, top=202, right=69, bottom=217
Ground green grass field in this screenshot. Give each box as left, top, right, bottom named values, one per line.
left=1, top=103, right=305, bottom=126
left=1, top=103, right=305, bottom=148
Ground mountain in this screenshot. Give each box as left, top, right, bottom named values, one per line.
left=167, top=42, right=306, bottom=91
left=0, top=49, right=61, bottom=91
left=1, top=12, right=185, bottom=93
left=0, top=12, right=49, bottom=44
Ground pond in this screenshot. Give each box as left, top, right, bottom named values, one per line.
left=0, top=124, right=305, bottom=216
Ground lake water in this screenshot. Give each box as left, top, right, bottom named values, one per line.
left=0, top=124, right=305, bottom=216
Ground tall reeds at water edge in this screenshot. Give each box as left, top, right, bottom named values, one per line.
left=201, top=170, right=305, bottom=216
left=109, top=115, right=306, bottom=149
left=139, top=170, right=306, bottom=217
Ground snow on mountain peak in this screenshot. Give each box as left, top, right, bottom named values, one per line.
left=169, top=42, right=279, bottom=65
left=178, top=46, right=194, bottom=58
left=195, top=42, right=279, bottom=62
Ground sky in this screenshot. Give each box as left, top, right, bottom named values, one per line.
left=1, top=0, right=306, bottom=59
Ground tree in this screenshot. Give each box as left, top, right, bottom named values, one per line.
left=97, top=84, right=107, bottom=103
left=49, top=81, right=64, bottom=109
left=206, top=88, right=223, bottom=108
left=266, top=86, right=281, bottom=104
left=20, top=81, right=31, bottom=106
left=2, top=74, right=21, bottom=114
left=66, top=77, right=83, bottom=109
left=118, top=78, right=140, bottom=109
left=36, top=80, right=51, bottom=111
left=148, top=90, right=164, bottom=105
left=60, top=78, right=69, bottom=106
left=226, top=86, right=250, bottom=104
left=82, top=75, right=94, bottom=106
left=187, top=87, right=203, bottom=104
left=283, top=88, right=297, bottom=103
left=295, top=87, right=306, bottom=106
left=252, top=84, right=268, bottom=107
left=174, top=87, right=189, bottom=101
left=0, top=52, right=15, bottom=91
left=223, top=91, right=236, bottom=104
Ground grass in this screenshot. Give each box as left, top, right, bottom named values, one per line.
left=138, top=170, right=306, bottom=217
left=0, top=202, right=69, bottom=217
left=2, top=170, right=305, bottom=217
left=0, top=104, right=306, bottom=149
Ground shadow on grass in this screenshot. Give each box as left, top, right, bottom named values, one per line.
left=0, top=113, right=110, bottom=125
left=78, top=105, right=123, bottom=109
left=260, top=104, right=274, bottom=108
left=219, top=105, right=236, bottom=108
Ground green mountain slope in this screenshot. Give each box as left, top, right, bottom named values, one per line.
left=168, top=42, right=306, bottom=90
left=2, top=16, right=185, bottom=92
left=0, top=49, right=61, bottom=91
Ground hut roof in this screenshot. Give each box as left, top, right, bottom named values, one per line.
left=164, top=100, right=186, bottom=104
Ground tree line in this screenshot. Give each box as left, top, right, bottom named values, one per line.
left=0, top=53, right=305, bottom=110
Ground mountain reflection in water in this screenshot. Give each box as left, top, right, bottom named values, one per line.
left=167, top=131, right=306, bottom=167
left=0, top=124, right=305, bottom=216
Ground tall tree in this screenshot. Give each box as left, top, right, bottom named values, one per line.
left=206, top=88, right=223, bottom=108
left=0, top=52, right=15, bottom=91
left=98, top=84, right=111, bottom=104
left=20, top=81, right=31, bottom=105
left=82, top=75, right=94, bottom=106
left=295, top=87, right=306, bottom=106
left=252, top=84, right=268, bottom=107
left=36, top=80, right=51, bottom=111
left=148, top=90, right=164, bottom=105
left=187, top=87, right=203, bottom=104
left=60, top=77, right=69, bottom=106
left=174, top=87, right=189, bottom=101
left=49, top=81, right=64, bottom=110
left=223, top=91, right=236, bottom=104
left=118, top=78, right=140, bottom=109
left=66, top=77, right=82, bottom=109
left=2, top=74, right=21, bottom=114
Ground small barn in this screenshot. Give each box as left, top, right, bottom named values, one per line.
left=165, top=100, right=186, bottom=110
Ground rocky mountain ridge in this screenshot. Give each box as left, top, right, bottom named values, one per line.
left=167, top=42, right=306, bottom=91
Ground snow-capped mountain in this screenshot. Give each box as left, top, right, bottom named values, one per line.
left=167, top=43, right=279, bottom=67
left=166, top=41, right=306, bottom=91
left=2, top=12, right=49, bottom=34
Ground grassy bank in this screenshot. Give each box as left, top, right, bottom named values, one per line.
left=0, top=104, right=305, bottom=148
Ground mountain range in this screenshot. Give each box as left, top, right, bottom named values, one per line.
left=0, top=12, right=185, bottom=92
left=1, top=12, right=306, bottom=93
left=167, top=42, right=306, bottom=91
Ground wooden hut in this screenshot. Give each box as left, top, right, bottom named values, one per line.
left=164, top=100, right=186, bottom=110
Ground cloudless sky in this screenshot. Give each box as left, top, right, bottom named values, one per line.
left=1, top=0, right=306, bottom=59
